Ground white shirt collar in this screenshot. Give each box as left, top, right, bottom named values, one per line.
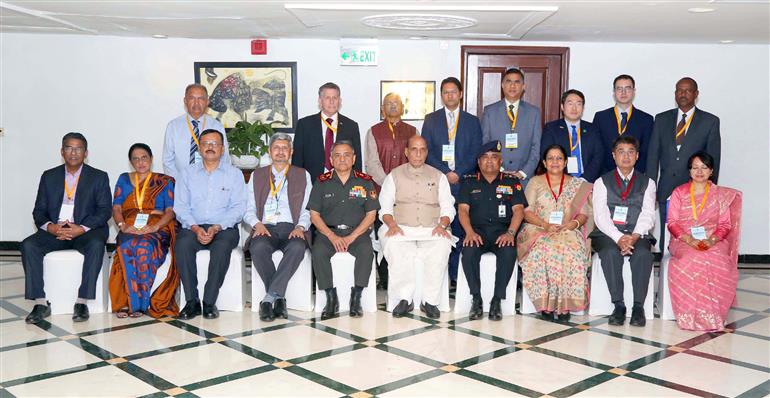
left=505, top=99, right=521, bottom=111
left=677, top=107, right=695, bottom=121
left=321, top=112, right=338, bottom=124
left=444, top=107, right=458, bottom=118
left=615, top=104, right=632, bottom=113
left=616, top=167, right=634, bottom=180
left=566, top=120, right=581, bottom=131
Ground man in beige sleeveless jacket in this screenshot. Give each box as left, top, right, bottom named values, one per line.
left=379, top=136, right=456, bottom=319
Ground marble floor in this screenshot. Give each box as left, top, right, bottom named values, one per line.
left=0, top=257, right=768, bottom=398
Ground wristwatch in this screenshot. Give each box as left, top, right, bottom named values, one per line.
left=117, top=222, right=125, bottom=228
left=507, top=229, right=516, bottom=236
left=296, top=225, right=306, bottom=231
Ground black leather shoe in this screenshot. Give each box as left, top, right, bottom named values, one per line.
left=273, top=298, right=288, bottom=319
left=469, top=295, right=483, bottom=320
left=202, top=302, right=219, bottom=319
left=540, top=310, right=554, bottom=320
left=488, top=297, right=502, bottom=321
left=349, top=287, right=363, bottom=318
left=629, top=306, right=646, bottom=327
left=25, top=302, right=51, bottom=324
left=608, top=304, right=626, bottom=326
left=72, top=303, right=90, bottom=322
left=259, top=301, right=275, bottom=321
left=392, top=299, right=413, bottom=318
left=557, top=312, right=571, bottom=322
left=177, top=299, right=202, bottom=320
left=321, top=288, right=339, bottom=320
left=420, top=302, right=440, bottom=319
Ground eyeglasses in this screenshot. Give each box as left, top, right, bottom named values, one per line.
left=545, top=156, right=564, bottom=162
left=614, top=150, right=637, bottom=157
left=200, top=141, right=221, bottom=148
left=63, top=146, right=86, bottom=154
left=614, top=86, right=634, bottom=93
left=131, top=155, right=151, bottom=163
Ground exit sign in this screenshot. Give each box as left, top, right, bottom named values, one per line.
left=339, top=39, right=378, bottom=66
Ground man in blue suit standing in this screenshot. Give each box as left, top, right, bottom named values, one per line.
left=481, top=67, right=541, bottom=183
left=423, top=76, right=482, bottom=283
left=592, top=75, right=654, bottom=174
left=541, top=89, right=605, bottom=182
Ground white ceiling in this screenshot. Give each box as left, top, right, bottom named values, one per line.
left=1, top=0, right=768, bottom=44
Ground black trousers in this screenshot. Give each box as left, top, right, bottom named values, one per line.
left=21, top=229, right=107, bottom=300
left=175, top=225, right=239, bottom=305
left=592, top=234, right=653, bottom=307
left=312, top=229, right=373, bottom=290
left=658, top=201, right=667, bottom=252
left=460, top=226, right=516, bottom=299
left=248, top=222, right=308, bottom=298
left=448, top=213, right=466, bottom=281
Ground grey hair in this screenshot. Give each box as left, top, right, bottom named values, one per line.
left=269, top=132, right=293, bottom=148
left=331, top=140, right=354, bottom=152
left=185, top=83, right=208, bottom=97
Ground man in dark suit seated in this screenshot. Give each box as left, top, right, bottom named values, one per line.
left=541, top=89, right=605, bottom=183
left=592, top=74, right=654, bottom=174
left=291, top=82, right=362, bottom=183
left=647, top=77, right=721, bottom=251
left=21, top=132, right=112, bottom=324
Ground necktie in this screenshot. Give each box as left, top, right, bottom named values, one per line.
left=324, top=118, right=334, bottom=171
left=675, top=113, right=687, bottom=146
left=570, top=125, right=578, bottom=150
left=622, top=178, right=629, bottom=189
left=448, top=111, right=456, bottom=140
left=189, top=119, right=200, bottom=164
left=508, top=104, right=515, bottom=122
left=620, top=112, right=628, bottom=132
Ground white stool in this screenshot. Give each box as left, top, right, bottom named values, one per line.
left=108, top=254, right=175, bottom=312
left=251, top=249, right=314, bottom=312
left=43, top=250, right=109, bottom=315
left=657, top=223, right=676, bottom=320
left=454, top=253, right=516, bottom=316
left=588, top=253, right=654, bottom=319
left=386, top=257, right=451, bottom=313
left=315, top=252, right=377, bottom=314
left=179, top=248, right=245, bottom=312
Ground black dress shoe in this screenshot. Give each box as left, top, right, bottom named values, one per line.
left=392, top=299, right=413, bottom=318
left=321, top=288, right=339, bottom=320
left=25, top=302, right=51, bottom=324
left=488, top=297, right=502, bottom=321
left=349, top=287, right=363, bottom=318
left=629, top=306, right=646, bottom=327
left=608, top=305, right=626, bottom=326
left=203, top=302, right=219, bottom=319
left=420, top=302, right=440, bottom=319
left=177, top=299, right=202, bottom=320
left=469, top=295, right=483, bottom=320
left=72, top=303, right=90, bottom=322
left=540, top=310, right=554, bottom=320
left=259, top=301, right=275, bottom=321
left=557, top=312, right=571, bottom=322
left=273, top=298, right=288, bottom=319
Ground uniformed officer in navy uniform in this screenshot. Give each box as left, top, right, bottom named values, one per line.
left=308, top=140, right=380, bottom=320
left=458, top=141, right=526, bottom=320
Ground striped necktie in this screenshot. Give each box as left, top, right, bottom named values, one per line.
left=189, top=119, right=200, bottom=164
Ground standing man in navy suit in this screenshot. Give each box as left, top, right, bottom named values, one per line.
left=292, top=82, right=362, bottom=183
left=422, top=77, right=483, bottom=283
left=541, top=89, right=605, bottom=182
left=21, top=132, right=112, bottom=324
left=592, top=75, right=654, bottom=174
left=481, top=67, right=542, bottom=183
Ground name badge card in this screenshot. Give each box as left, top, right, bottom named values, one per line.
left=264, top=199, right=279, bottom=225
left=58, top=204, right=75, bottom=223
left=193, top=151, right=202, bottom=164
left=134, top=213, right=149, bottom=229
left=567, top=157, right=579, bottom=174
left=498, top=204, right=507, bottom=218
left=442, top=144, right=455, bottom=162
left=549, top=211, right=564, bottom=225
left=505, top=133, right=518, bottom=149
left=691, top=226, right=707, bottom=240
left=612, top=206, right=629, bottom=224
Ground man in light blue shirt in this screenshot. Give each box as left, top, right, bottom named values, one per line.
left=163, top=83, right=230, bottom=179
left=174, top=129, right=245, bottom=320
left=243, top=133, right=312, bottom=321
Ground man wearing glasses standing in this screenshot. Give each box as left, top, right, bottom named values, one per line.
left=174, top=130, right=246, bottom=320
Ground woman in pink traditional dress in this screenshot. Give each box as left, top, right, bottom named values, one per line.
left=667, top=151, right=742, bottom=331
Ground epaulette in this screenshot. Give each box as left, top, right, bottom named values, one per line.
left=317, top=171, right=333, bottom=182
left=354, top=170, right=373, bottom=181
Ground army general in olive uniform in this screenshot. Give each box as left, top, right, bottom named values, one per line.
left=308, top=141, right=380, bottom=320
left=458, top=141, right=526, bottom=321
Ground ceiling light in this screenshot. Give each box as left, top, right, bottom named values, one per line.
left=687, top=7, right=715, bottom=13
left=720, top=39, right=734, bottom=43
left=152, top=34, right=167, bottom=39
left=285, top=3, right=557, bottom=12
left=362, top=14, right=476, bottom=30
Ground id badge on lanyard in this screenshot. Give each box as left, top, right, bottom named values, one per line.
left=505, top=133, right=518, bottom=149
left=549, top=211, right=564, bottom=225
left=264, top=198, right=279, bottom=225
left=134, top=213, right=149, bottom=229
left=612, top=206, right=629, bottom=224
left=58, top=204, right=75, bottom=223
left=690, top=226, right=707, bottom=240
left=442, top=144, right=455, bottom=162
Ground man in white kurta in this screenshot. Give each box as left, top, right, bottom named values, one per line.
left=379, top=136, right=456, bottom=319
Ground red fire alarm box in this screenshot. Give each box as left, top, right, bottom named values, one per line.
left=251, top=39, right=267, bottom=55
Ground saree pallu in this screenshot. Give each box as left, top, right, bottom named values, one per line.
left=667, top=182, right=742, bottom=331
left=517, top=175, right=594, bottom=314
left=109, top=173, right=179, bottom=318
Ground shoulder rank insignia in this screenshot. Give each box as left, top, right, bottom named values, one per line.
left=354, top=170, right=373, bottom=181
left=318, top=171, right=333, bottom=182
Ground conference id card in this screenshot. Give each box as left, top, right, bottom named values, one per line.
left=264, top=199, right=279, bottom=225
left=691, top=226, right=707, bottom=240
left=505, top=133, right=518, bottom=149
left=567, top=157, right=579, bottom=174
left=193, top=151, right=202, bottom=164
left=442, top=144, right=455, bottom=162
left=612, top=206, right=629, bottom=225
left=133, top=213, right=149, bottom=229
left=498, top=204, right=507, bottom=218
left=58, top=204, right=75, bottom=223
left=548, top=211, right=564, bottom=225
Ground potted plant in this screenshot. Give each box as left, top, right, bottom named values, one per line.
left=226, top=120, right=275, bottom=169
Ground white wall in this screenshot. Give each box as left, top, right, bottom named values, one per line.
left=1, top=33, right=768, bottom=254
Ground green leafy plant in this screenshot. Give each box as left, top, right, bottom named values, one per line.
left=226, top=120, right=275, bottom=157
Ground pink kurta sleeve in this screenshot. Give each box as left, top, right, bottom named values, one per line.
left=667, top=185, right=687, bottom=239
left=713, top=188, right=732, bottom=240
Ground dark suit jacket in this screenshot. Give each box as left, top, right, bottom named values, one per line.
left=291, top=112, right=362, bottom=182
left=540, top=119, right=605, bottom=183
left=422, top=108, right=483, bottom=195
left=592, top=106, right=654, bottom=174
left=647, top=107, right=721, bottom=201
left=32, top=164, right=112, bottom=239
